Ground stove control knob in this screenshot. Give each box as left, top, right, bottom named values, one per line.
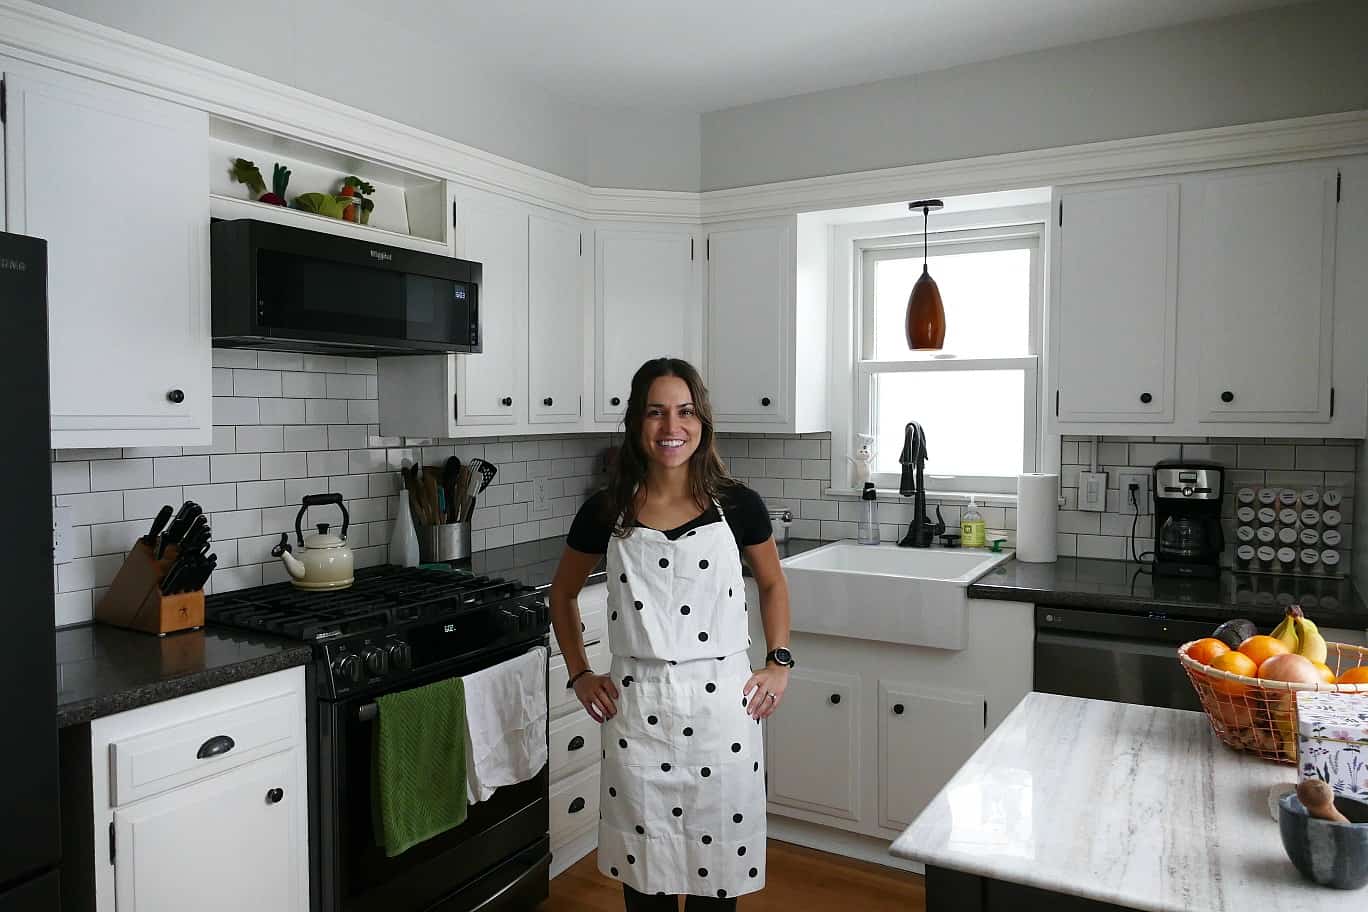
left=363, top=647, right=386, bottom=676
left=334, top=653, right=362, bottom=684
left=385, top=641, right=412, bottom=671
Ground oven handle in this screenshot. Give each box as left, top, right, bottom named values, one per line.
left=352, top=643, right=549, bottom=723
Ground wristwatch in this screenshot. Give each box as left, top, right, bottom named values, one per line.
left=765, top=647, right=795, bottom=668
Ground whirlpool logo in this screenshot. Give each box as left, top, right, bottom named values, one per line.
left=369, top=249, right=393, bottom=262
left=0, top=258, right=27, bottom=272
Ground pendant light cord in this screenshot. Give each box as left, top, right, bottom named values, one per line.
left=922, top=206, right=929, bottom=273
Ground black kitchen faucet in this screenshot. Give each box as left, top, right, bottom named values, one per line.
left=897, top=421, right=944, bottom=548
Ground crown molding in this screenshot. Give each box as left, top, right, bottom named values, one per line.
left=699, top=110, right=1368, bottom=221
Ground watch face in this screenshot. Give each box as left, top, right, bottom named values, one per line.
left=772, top=648, right=793, bottom=666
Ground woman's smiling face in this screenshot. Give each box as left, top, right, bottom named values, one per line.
left=640, top=375, right=701, bottom=469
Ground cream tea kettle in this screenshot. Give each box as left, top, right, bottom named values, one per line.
left=271, top=493, right=354, bottom=590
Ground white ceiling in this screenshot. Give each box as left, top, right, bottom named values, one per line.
left=350, top=0, right=1308, bottom=113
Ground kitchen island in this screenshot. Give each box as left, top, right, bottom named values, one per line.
left=891, top=692, right=1352, bottom=911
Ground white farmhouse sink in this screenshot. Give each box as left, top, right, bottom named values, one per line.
left=781, top=541, right=1013, bottom=650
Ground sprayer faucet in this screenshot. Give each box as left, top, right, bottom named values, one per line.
left=897, top=421, right=944, bottom=548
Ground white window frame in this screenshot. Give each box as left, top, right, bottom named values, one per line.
left=844, top=217, right=1046, bottom=496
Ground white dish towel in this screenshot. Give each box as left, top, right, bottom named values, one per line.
left=463, top=646, right=549, bottom=804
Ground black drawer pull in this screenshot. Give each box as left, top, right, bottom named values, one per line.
left=1139, top=392, right=1152, bottom=404
left=567, top=735, right=585, bottom=751
left=568, top=796, right=586, bottom=814
left=501, top=396, right=513, bottom=407
left=829, top=693, right=841, bottom=705
left=893, top=703, right=905, bottom=715
left=544, top=397, right=554, bottom=407
left=265, top=787, right=284, bottom=805
left=610, top=396, right=621, bottom=407
left=167, top=389, right=185, bottom=404
left=761, top=397, right=771, bottom=407
left=1221, top=390, right=1234, bottom=403
left=196, top=735, right=235, bottom=759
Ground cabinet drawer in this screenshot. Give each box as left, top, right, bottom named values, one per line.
left=549, top=711, right=602, bottom=782
left=549, top=641, right=608, bottom=719
left=110, top=691, right=299, bottom=806
left=549, top=764, right=600, bottom=850
left=551, top=584, right=607, bottom=656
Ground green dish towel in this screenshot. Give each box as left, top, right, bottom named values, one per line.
left=372, top=676, right=468, bottom=857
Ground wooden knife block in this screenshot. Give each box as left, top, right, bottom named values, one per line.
left=95, top=541, right=205, bottom=636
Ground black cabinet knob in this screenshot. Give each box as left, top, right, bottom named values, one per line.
left=543, top=397, right=553, bottom=407
left=829, top=693, right=841, bottom=705
left=568, top=796, right=585, bottom=814
left=1139, top=392, right=1152, bottom=404
left=1221, top=390, right=1234, bottom=403
left=167, top=389, right=185, bottom=404
left=761, top=397, right=772, bottom=407
left=893, top=703, right=905, bottom=715
left=567, top=735, right=585, bottom=751
left=265, top=787, right=284, bottom=805
left=501, top=396, right=513, bottom=407
left=610, top=396, right=621, bottom=407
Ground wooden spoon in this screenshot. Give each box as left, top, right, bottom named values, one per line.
left=1297, top=778, right=1351, bottom=824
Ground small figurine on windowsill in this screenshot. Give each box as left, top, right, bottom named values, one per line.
left=849, top=433, right=877, bottom=486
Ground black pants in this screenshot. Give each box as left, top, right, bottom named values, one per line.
left=623, top=884, right=738, bottom=911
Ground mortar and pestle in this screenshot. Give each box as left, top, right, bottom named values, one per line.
left=1279, top=778, right=1368, bottom=889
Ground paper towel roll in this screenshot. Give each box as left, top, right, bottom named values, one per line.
left=1017, top=473, right=1059, bottom=563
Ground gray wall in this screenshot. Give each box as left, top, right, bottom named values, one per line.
left=700, top=0, right=1368, bottom=190
left=30, top=0, right=702, bottom=191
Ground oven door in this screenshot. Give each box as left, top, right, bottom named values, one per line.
left=319, top=640, right=549, bottom=912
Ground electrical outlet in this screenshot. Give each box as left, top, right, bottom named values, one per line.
left=1079, top=471, right=1108, bottom=512
left=53, top=506, right=74, bottom=564
left=1119, top=473, right=1151, bottom=515
left=528, top=477, right=551, bottom=519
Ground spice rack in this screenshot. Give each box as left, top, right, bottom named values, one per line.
left=1232, top=484, right=1347, bottom=577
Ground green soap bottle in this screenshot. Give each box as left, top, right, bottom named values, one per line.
left=961, top=496, right=986, bottom=548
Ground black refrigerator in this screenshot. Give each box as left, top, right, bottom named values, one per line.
left=0, top=232, right=61, bottom=910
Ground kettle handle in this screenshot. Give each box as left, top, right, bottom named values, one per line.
left=295, top=493, right=350, bottom=546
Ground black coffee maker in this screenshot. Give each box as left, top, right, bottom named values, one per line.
left=1152, top=460, right=1224, bottom=577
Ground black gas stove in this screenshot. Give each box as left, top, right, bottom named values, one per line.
left=206, top=566, right=548, bottom=699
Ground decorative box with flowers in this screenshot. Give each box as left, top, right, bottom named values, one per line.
left=1296, top=690, right=1368, bottom=800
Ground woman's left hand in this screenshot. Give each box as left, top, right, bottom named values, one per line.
left=743, top=665, right=789, bottom=720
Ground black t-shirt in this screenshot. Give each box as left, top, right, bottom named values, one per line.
left=566, top=483, right=772, bottom=554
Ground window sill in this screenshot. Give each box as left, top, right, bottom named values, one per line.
left=823, top=488, right=1020, bottom=506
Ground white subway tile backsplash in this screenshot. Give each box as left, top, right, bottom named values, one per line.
left=348, top=400, right=379, bottom=424
left=183, top=483, right=238, bottom=513
left=212, top=349, right=257, bottom=369
left=326, top=373, right=367, bottom=399
left=212, top=509, right=263, bottom=539
left=213, top=397, right=260, bottom=425
left=234, top=425, right=284, bottom=453
left=328, top=425, right=366, bottom=450
left=303, top=354, right=348, bottom=373
left=153, top=456, right=210, bottom=486
left=90, top=458, right=154, bottom=491
left=306, top=399, right=348, bottom=424
left=237, top=480, right=285, bottom=509
left=233, top=369, right=282, bottom=398
left=347, top=449, right=387, bottom=475
left=260, top=398, right=307, bottom=425
left=282, top=371, right=326, bottom=398
left=124, top=487, right=181, bottom=521
left=51, top=462, right=90, bottom=495
left=256, top=352, right=304, bottom=371
left=308, top=451, right=348, bottom=477
left=260, top=452, right=308, bottom=480
left=329, top=475, right=368, bottom=500
left=56, top=491, right=124, bottom=525
left=90, top=520, right=146, bottom=556
left=212, top=368, right=233, bottom=396
left=211, top=454, right=261, bottom=483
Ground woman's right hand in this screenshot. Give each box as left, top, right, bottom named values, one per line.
left=573, top=673, right=619, bottom=723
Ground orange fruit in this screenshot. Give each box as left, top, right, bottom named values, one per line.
left=1239, top=635, right=1290, bottom=669
left=1336, top=666, right=1368, bottom=685
left=1187, top=638, right=1230, bottom=666
left=1209, top=651, right=1258, bottom=694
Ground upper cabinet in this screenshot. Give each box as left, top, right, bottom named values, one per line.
left=1049, top=157, right=1366, bottom=438
left=592, top=225, right=700, bottom=424
left=1051, top=182, right=1179, bottom=423
left=2, top=59, right=211, bottom=448
left=528, top=210, right=585, bottom=424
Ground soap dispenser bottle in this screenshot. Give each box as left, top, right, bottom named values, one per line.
left=961, top=496, right=986, bottom=548
left=858, top=482, right=880, bottom=544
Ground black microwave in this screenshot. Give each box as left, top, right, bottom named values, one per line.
left=211, top=219, right=480, bottom=355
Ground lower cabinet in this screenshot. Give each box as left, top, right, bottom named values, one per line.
left=765, top=667, right=861, bottom=821
left=877, top=682, right=985, bottom=831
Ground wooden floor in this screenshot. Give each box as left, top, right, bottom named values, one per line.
left=540, top=840, right=926, bottom=911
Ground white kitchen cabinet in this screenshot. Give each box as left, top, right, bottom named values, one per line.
left=1, top=58, right=211, bottom=448
left=765, top=666, right=861, bottom=822
left=113, top=749, right=302, bottom=912
left=528, top=209, right=584, bottom=424
left=877, top=682, right=984, bottom=832
left=1188, top=162, right=1338, bottom=423
left=592, top=225, right=700, bottom=424
left=705, top=220, right=792, bottom=423
left=90, top=667, right=309, bottom=912
left=1051, top=182, right=1179, bottom=423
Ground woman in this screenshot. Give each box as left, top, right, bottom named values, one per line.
left=548, top=358, right=793, bottom=910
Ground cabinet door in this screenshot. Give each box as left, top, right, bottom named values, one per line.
left=113, top=749, right=304, bottom=912
left=528, top=210, right=583, bottom=423
left=2, top=62, right=210, bottom=447
left=706, top=221, right=791, bottom=422
left=765, top=667, right=860, bottom=822
left=594, top=227, right=697, bottom=421
left=453, top=187, right=527, bottom=425
left=878, top=682, right=984, bottom=832
left=1190, top=163, right=1338, bottom=422
left=1052, top=183, right=1179, bottom=423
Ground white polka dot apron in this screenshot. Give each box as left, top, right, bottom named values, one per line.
left=597, top=500, right=766, bottom=900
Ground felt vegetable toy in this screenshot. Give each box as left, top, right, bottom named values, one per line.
left=339, top=176, right=376, bottom=223
left=259, top=163, right=291, bottom=206
left=229, top=158, right=267, bottom=197
left=293, top=192, right=352, bottom=219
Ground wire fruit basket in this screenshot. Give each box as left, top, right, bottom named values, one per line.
left=1179, top=640, right=1368, bottom=764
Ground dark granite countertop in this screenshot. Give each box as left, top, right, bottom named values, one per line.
left=56, top=624, right=313, bottom=728
left=969, top=557, right=1368, bottom=630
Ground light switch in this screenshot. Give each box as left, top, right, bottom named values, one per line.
left=1079, top=471, right=1108, bottom=512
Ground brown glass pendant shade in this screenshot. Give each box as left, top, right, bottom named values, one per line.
left=905, top=199, right=946, bottom=350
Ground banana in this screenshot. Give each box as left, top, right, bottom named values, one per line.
left=1295, top=612, right=1328, bottom=665
left=1271, top=606, right=1302, bottom=653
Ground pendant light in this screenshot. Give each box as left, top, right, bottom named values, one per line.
left=905, top=199, right=946, bottom=350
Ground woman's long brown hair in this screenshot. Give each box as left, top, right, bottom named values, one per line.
left=602, top=358, right=734, bottom=536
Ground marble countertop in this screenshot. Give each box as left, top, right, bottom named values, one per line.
left=970, top=557, right=1368, bottom=629
left=56, top=623, right=312, bottom=728
left=891, top=692, right=1353, bottom=911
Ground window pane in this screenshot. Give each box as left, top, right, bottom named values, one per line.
left=871, top=247, right=1031, bottom=359
left=872, top=370, right=1025, bottom=480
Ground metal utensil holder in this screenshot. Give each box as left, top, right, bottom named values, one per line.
left=418, top=521, right=471, bottom=563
